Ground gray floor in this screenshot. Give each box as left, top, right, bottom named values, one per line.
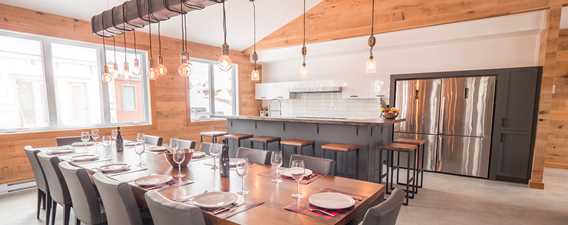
left=1, top=168, right=567, bottom=225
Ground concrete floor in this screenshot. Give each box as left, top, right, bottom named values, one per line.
left=1, top=168, right=567, bottom=225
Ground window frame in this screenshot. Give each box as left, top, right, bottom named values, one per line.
left=188, top=58, right=238, bottom=122
left=0, top=29, right=151, bottom=133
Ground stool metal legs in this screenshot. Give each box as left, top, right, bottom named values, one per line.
left=383, top=149, right=417, bottom=205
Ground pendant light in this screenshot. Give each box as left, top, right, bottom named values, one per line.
left=156, top=21, right=168, bottom=77
left=250, top=0, right=260, bottom=81
left=122, top=28, right=131, bottom=80
left=365, top=0, right=377, bottom=74
left=147, top=0, right=159, bottom=80
left=299, top=0, right=308, bottom=77
left=112, top=37, right=120, bottom=77
left=217, top=0, right=233, bottom=72
left=101, top=28, right=112, bottom=83
left=132, top=30, right=141, bottom=75
left=177, top=0, right=192, bottom=77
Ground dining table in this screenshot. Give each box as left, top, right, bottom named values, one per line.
left=40, top=142, right=386, bottom=225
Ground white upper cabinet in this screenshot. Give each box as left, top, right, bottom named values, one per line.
left=342, top=80, right=386, bottom=99
left=255, top=83, right=290, bottom=100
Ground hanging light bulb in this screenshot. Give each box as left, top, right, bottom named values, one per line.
left=217, top=1, right=233, bottom=72
left=123, top=62, right=131, bottom=80
left=132, top=57, right=141, bottom=75
left=103, top=64, right=113, bottom=82
left=366, top=0, right=377, bottom=74
left=157, top=55, right=167, bottom=77
left=299, top=0, right=308, bottom=77
left=178, top=52, right=192, bottom=77
left=250, top=0, right=260, bottom=82
left=111, top=37, right=120, bottom=77
left=366, top=55, right=377, bottom=74
left=251, top=68, right=260, bottom=81
left=177, top=2, right=191, bottom=78
left=149, top=59, right=159, bottom=80
left=300, top=62, right=308, bottom=77
left=122, top=31, right=131, bottom=79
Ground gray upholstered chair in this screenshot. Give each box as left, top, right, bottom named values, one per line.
left=145, top=190, right=206, bottom=225
left=59, top=162, right=106, bottom=225
left=144, top=135, right=163, bottom=146
left=289, top=154, right=336, bottom=176
left=37, top=152, right=72, bottom=225
left=56, top=136, right=82, bottom=146
left=359, top=188, right=405, bottom=225
left=199, top=142, right=223, bottom=155
left=235, top=147, right=270, bottom=165
left=23, top=146, right=50, bottom=221
left=170, top=138, right=195, bottom=149
left=92, top=173, right=150, bottom=225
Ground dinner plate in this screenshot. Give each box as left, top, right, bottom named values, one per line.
left=192, top=151, right=206, bottom=158
left=308, top=192, right=356, bottom=210
left=70, top=154, right=98, bottom=162
left=71, top=142, right=95, bottom=147
left=46, top=147, right=74, bottom=155
left=149, top=146, right=167, bottom=152
left=279, top=167, right=313, bottom=178
left=99, top=163, right=130, bottom=173
left=134, top=175, right=172, bottom=187
left=124, top=142, right=140, bottom=147
left=191, top=192, right=238, bottom=209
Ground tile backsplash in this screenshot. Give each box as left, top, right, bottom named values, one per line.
left=266, top=92, right=381, bottom=118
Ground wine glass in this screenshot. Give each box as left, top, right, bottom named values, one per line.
left=135, top=144, right=145, bottom=167
left=80, top=132, right=90, bottom=144
left=209, top=144, right=221, bottom=170
left=236, top=158, right=249, bottom=195
left=90, top=129, right=100, bottom=143
left=173, top=147, right=186, bottom=179
left=289, top=159, right=306, bottom=199
left=270, top=150, right=283, bottom=183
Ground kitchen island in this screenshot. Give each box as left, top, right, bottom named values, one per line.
left=224, top=116, right=404, bottom=182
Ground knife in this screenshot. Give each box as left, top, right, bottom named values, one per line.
left=223, top=202, right=265, bottom=218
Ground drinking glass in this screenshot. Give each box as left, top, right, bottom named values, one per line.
left=102, top=136, right=112, bottom=158
left=135, top=143, right=145, bottom=167
left=289, top=159, right=306, bottom=199
left=236, top=158, right=249, bottom=195
left=111, top=129, right=118, bottom=141
left=136, top=133, right=145, bottom=144
left=270, top=150, right=283, bottom=183
left=173, top=147, right=186, bottom=179
left=209, top=144, right=221, bottom=170
left=80, top=132, right=90, bottom=144
left=90, top=129, right=100, bottom=143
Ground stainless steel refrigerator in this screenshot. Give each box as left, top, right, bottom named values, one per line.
left=394, top=76, right=496, bottom=178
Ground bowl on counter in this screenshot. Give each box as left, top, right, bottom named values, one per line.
left=381, top=111, right=399, bottom=120
left=164, top=150, right=193, bottom=168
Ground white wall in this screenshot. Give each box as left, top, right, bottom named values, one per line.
left=260, top=11, right=545, bottom=98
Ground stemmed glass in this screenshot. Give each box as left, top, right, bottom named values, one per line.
left=90, top=129, right=100, bottom=143
left=290, top=159, right=306, bottom=199
left=270, top=150, right=283, bottom=183
left=135, top=133, right=145, bottom=166
left=236, top=158, right=249, bottom=195
left=173, top=146, right=186, bottom=179
left=102, top=136, right=112, bottom=158
left=80, top=132, right=90, bottom=144
left=209, top=144, right=221, bottom=170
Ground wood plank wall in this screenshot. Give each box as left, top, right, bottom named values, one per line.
left=0, top=4, right=260, bottom=184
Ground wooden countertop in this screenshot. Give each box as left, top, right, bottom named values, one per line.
left=224, top=115, right=404, bottom=126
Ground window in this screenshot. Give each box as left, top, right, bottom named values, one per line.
left=189, top=59, right=237, bottom=121
left=0, top=30, right=150, bottom=133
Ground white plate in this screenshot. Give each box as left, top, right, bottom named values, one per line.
left=280, top=167, right=313, bottom=178
left=308, top=192, right=356, bottom=210
left=192, top=151, right=206, bottom=158
left=191, top=192, right=238, bottom=209
left=46, top=147, right=74, bottom=155
left=149, top=146, right=167, bottom=152
left=70, top=154, right=98, bottom=162
left=71, top=142, right=95, bottom=147
left=134, top=175, right=172, bottom=187
left=99, top=163, right=130, bottom=173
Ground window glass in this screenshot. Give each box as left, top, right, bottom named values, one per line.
left=189, top=60, right=237, bottom=121
left=121, top=85, right=136, bottom=112
left=0, top=35, right=49, bottom=130
left=213, top=65, right=236, bottom=116
left=189, top=61, right=212, bottom=121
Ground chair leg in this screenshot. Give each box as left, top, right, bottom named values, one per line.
left=45, top=195, right=51, bottom=225
left=64, top=204, right=71, bottom=225
left=41, top=191, right=46, bottom=209
left=200, top=136, right=203, bottom=143
left=36, top=191, right=42, bottom=219
left=51, top=201, right=57, bottom=225
left=355, top=149, right=360, bottom=179
left=76, top=219, right=80, bottom=225
left=420, top=143, right=425, bottom=188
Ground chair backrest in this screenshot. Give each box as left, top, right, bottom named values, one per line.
left=56, top=136, right=82, bottom=146
left=145, top=190, right=206, bottom=225
left=144, top=135, right=163, bottom=146
left=37, top=152, right=71, bottom=205
left=360, top=188, right=405, bottom=225
left=59, top=162, right=105, bottom=225
left=199, top=142, right=224, bottom=155
left=23, top=146, right=48, bottom=192
left=92, top=173, right=144, bottom=225
left=236, top=147, right=270, bottom=165
left=170, top=138, right=195, bottom=149
left=289, top=154, right=335, bottom=176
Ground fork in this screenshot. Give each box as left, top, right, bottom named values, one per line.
left=308, top=207, right=335, bottom=217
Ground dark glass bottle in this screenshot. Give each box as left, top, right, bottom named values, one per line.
left=116, top=127, right=124, bottom=152
left=220, top=145, right=230, bottom=177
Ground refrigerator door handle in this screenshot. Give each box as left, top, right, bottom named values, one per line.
left=438, top=96, right=446, bottom=134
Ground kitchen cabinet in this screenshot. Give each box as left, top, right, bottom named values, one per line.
left=342, top=80, right=385, bottom=99
left=255, top=83, right=290, bottom=100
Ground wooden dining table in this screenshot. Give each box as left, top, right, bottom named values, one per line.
left=41, top=143, right=386, bottom=225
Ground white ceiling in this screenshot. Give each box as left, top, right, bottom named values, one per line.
left=0, top=0, right=320, bottom=50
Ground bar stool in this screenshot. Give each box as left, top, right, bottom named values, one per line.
left=280, top=139, right=315, bottom=155
left=249, top=136, right=281, bottom=150
left=321, top=143, right=361, bottom=178
left=394, top=138, right=426, bottom=189
left=199, top=131, right=228, bottom=143
left=223, top=133, right=253, bottom=147
left=380, top=143, right=418, bottom=205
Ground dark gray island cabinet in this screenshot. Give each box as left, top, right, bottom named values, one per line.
left=225, top=116, right=404, bottom=182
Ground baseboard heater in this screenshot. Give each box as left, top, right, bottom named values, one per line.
left=0, top=180, right=35, bottom=195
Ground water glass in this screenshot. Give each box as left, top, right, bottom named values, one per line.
left=137, top=133, right=145, bottom=144
left=289, top=159, right=306, bottom=199
left=90, top=129, right=100, bottom=143
left=173, top=148, right=186, bottom=179
left=101, top=136, right=112, bottom=158
left=236, top=158, right=249, bottom=195
left=135, top=144, right=145, bottom=167
left=270, top=150, right=283, bottom=183
left=80, top=131, right=90, bottom=143
left=209, top=144, right=222, bottom=170
left=111, top=129, right=118, bottom=141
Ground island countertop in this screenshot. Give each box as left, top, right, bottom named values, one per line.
left=224, top=115, right=404, bottom=126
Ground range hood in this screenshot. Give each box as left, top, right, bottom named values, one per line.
left=289, top=86, right=342, bottom=93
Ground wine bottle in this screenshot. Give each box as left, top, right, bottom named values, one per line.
left=116, top=127, right=124, bottom=152
left=220, top=145, right=230, bottom=177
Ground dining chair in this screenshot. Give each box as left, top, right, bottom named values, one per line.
left=92, top=173, right=151, bottom=225
left=56, top=136, right=82, bottom=146
left=37, top=153, right=72, bottom=225
left=359, top=188, right=405, bottom=225
left=236, top=147, right=270, bottom=165
left=145, top=190, right=206, bottom=225
left=144, top=135, right=163, bottom=146
left=170, top=138, right=195, bottom=149
left=23, top=146, right=50, bottom=221
left=289, top=154, right=336, bottom=176
left=59, top=162, right=106, bottom=225
left=199, top=142, right=213, bottom=155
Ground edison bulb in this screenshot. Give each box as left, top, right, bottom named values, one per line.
left=251, top=69, right=260, bottom=81
left=178, top=62, right=192, bottom=77
left=217, top=54, right=233, bottom=71
left=102, top=65, right=113, bottom=83
left=123, top=62, right=131, bottom=79
left=112, top=62, right=119, bottom=75
left=149, top=67, right=159, bottom=80
left=366, top=56, right=377, bottom=74
left=300, top=63, right=308, bottom=77
left=131, top=58, right=141, bottom=75
left=157, top=64, right=167, bottom=77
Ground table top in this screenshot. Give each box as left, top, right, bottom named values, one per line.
left=41, top=144, right=385, bottom=225
left=224, top=115, right=405, bottom=126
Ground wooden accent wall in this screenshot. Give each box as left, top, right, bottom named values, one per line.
left=0, top=4, right=260, bottom=184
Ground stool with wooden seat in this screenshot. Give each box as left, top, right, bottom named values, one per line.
left=321, top=143, right=361, bottom=178
left=380, top=143, right=418, bottom=205
left=199, top=131, right=228, bottom=143
left=394, top=138, right=425, bottom=189
left=223, top=133, right=253, bottom=147
left=249, top=136, right=281, bottom=150
left=280, top=139, right=315, bottom=155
